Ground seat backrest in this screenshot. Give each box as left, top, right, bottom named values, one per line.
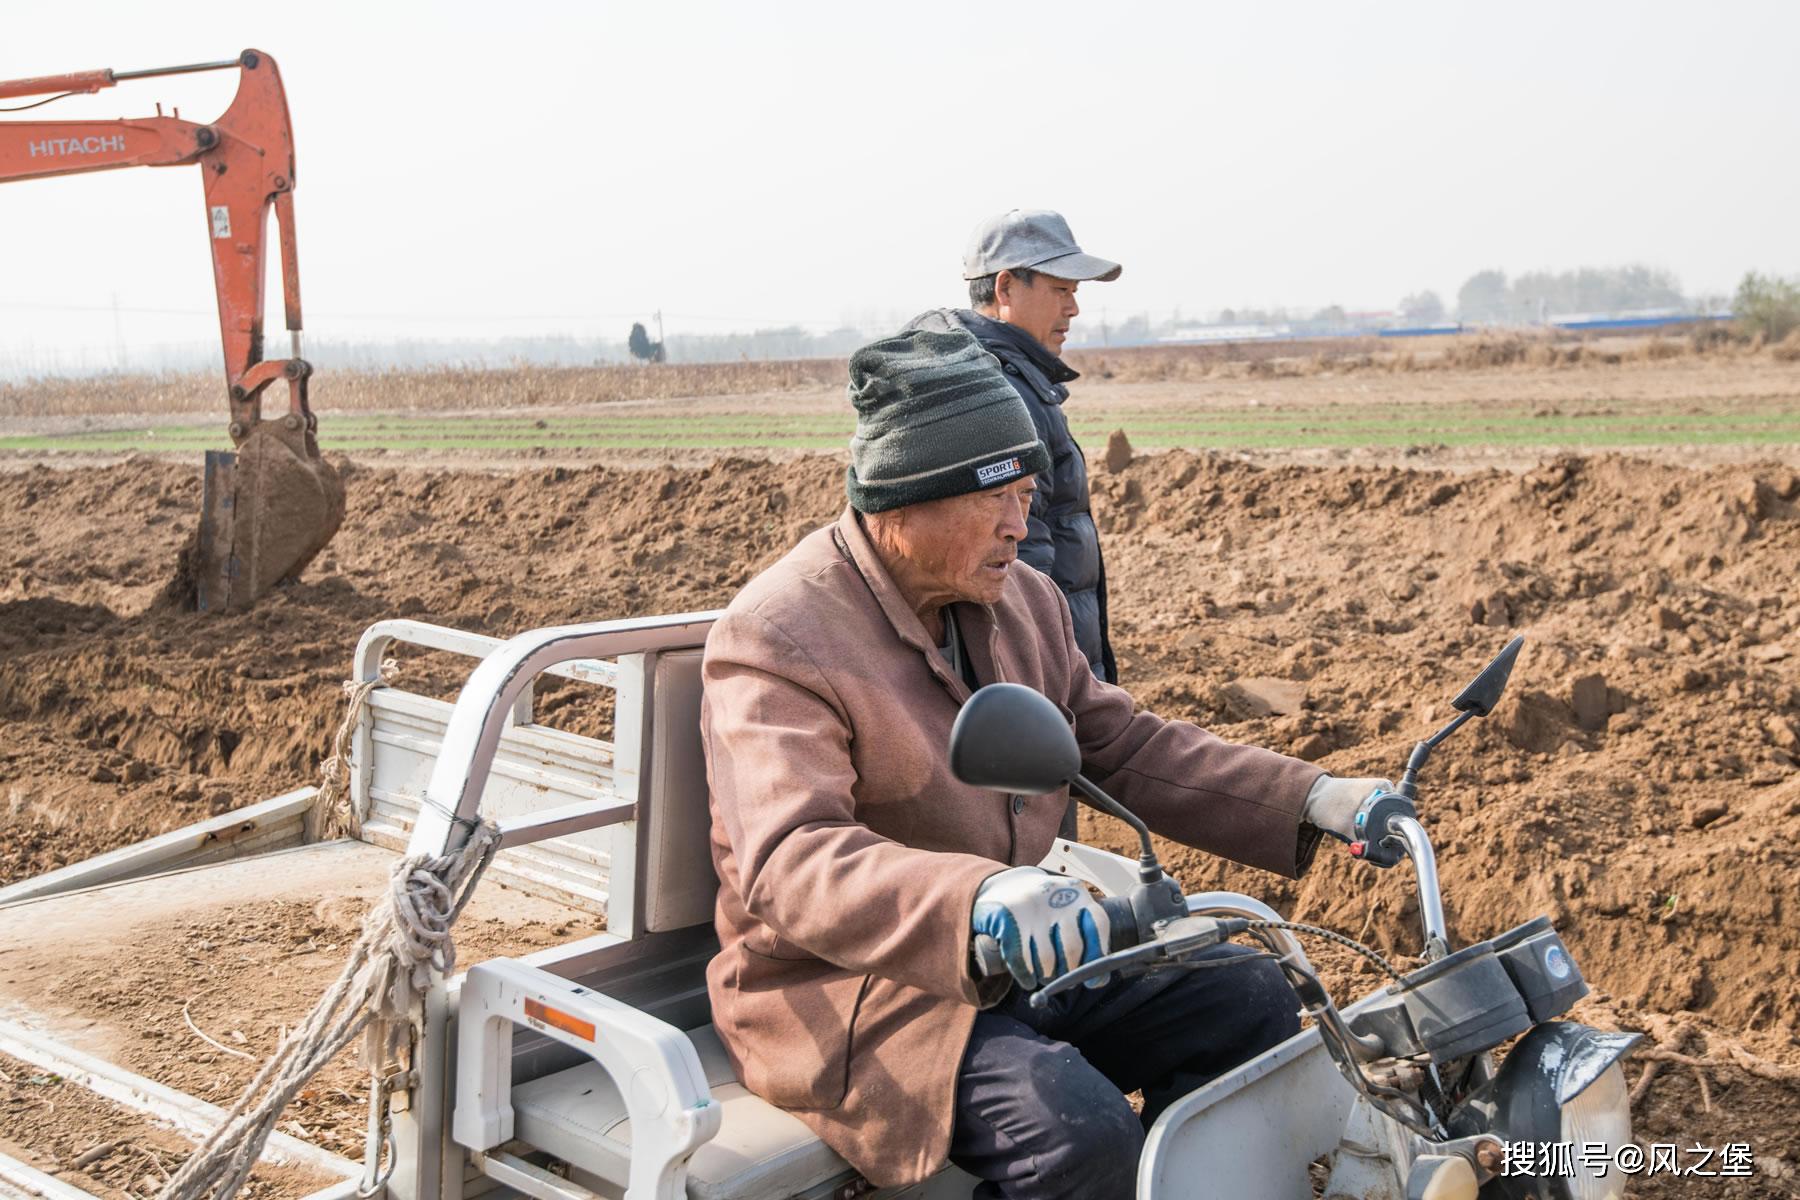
left=640, top=648, right=720, bottom=933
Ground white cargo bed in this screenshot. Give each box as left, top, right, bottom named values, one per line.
left=0, top=618, right=648, bottom=1200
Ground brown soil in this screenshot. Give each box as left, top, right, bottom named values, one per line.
left=0, top=841, right=582, bottom=1171
left=0, top=454, right=834, bottom=881
left=90, top=896, right=565, bottom=1163
left=3, top=444, right=1799, bottom=1194
left=0, top=1049, right=335, bottom=1200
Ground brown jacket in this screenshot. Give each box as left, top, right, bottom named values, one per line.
left=701, top=509, right=1325, bottom=1187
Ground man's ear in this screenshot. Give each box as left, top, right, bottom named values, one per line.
left=994, top=269, right=1019, bottom=311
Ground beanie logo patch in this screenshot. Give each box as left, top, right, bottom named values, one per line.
left=974, top=456, right=1024, bottom=487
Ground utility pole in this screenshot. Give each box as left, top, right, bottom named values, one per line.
left=111, top=291, right=126, bottom=371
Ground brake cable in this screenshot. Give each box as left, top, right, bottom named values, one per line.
left=1242, top=919, right=1410, bottom=984
left=1245, top=925, right=1447, bottom=1138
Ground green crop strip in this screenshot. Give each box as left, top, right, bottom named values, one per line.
left=5, top=406, right=1797, bottom=455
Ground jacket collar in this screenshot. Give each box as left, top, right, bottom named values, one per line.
left=834, top=507, right=1003, bottom=699
left=954, top=308, right=1080, bottom=386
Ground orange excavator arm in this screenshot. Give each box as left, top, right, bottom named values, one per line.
left=1, top=50, right=308, bottom=436
left=0, top=51, right=342, bottom=611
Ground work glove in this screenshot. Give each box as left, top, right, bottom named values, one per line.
left=1303, top=775, right=1397, bottom=843
left=970, top=866, right=1110, bottom=991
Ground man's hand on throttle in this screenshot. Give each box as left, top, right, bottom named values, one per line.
left=970, top=866, right=1110, bottom=991
left=1303, top=775, right=1397, bottom=843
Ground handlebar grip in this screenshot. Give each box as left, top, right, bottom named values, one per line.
left=1099, top=895, right=1138, bottom=949
left=972, top=893, right=1141, bottom=978
left=973, top=934, right=1008, bottom=977
left=1349, top=791, right=1417, bottom=869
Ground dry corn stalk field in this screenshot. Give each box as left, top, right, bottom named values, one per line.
left=3, top=327, right=1796, bottom=420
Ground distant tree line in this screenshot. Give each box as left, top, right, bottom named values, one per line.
left=23, top=263, right=1792, bottom=382
left=662, top=325, right=873, bottom=363
left=1399, top=291, right=1447, bottom=323
left=1453, top=265, right=1688, bottom=324
left=1734, top=273, right=1800, bottom=341
left=309, top=325, right=875, bottom=370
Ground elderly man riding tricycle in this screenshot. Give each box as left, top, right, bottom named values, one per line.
left=698, top=328, right=1637, bottom=1200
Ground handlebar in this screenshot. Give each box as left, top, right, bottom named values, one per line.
left=975, top=903, right=1251, bottom=1008
left=1389, top=814, right=1449, bottom=960
left=1028, top=914, right=1249, bottom=1005
left=1349, top=788, right=1451, bottom=961
left=974, top=809, right=1452, bottom=996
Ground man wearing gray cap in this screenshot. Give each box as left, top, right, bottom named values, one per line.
left=908, top=209, right=1122, bottom=705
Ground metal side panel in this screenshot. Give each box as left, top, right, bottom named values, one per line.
left=1139, top=991, right=1396, bottom=1200
left=359, top=689, right=619, bottom=915
left=1139, top=1025, right=1358, bottom=1200
left=368, top=689, right=617, bottom=782
left=0, top=1148, right=103, bottom=1200
left=0, top=787, right=316, bottom=907
left=0, top=1018, right=360, bottom=1182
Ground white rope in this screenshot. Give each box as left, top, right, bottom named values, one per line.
left=159, top=804, right=500, bottom=1200
left=312, top=658, right=399, bottom=841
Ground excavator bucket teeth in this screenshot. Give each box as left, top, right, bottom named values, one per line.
left=192, top=421, right=345, bottom=612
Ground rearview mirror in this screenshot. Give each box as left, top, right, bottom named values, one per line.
left=949, top=683, right=1079, bottom=795
left=1451, top=635, right=1524, bottom=717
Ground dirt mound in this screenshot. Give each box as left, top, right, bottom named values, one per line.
left=0, top=455, right=847, bottom=880
left=4, top=449, right=1799, bottom=1179
left=1081, top=452, right=1800, bottom=1029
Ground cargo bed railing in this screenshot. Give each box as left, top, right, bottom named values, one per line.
left=347, top=618, right=683, bottom=916
left=399, top=612, right=719, bottom=862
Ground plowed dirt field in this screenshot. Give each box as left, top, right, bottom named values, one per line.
left=3, top=346, right=1799, bottom=1195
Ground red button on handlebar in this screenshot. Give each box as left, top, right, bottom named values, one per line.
left=1348, top=841, right=1366, bottom=857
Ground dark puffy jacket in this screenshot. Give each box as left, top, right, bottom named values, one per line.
left=905, top=308, right=1117, bottom=684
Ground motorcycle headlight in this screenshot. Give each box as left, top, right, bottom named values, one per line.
left=1477, top=1021, right=1642, bottom=1200
left=1558, top=1062, right=1632, bottom=1200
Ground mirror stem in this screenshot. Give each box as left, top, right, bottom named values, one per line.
left=1070, top=773, right=1159, bottom=874
left=1424, top=708, right=1477, bottom=750
left=1398, top=709, right=1477, bottom=798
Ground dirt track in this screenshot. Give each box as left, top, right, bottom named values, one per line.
left=3, top=368, right=1800, bottom=1191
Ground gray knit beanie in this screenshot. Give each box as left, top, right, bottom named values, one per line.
left=845, top=328, right=1051, bottom=514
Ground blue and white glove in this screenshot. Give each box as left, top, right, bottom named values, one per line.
left=1303, top=775, right=1397, bottom=843
left=970, top=866, right=1111, bottom=991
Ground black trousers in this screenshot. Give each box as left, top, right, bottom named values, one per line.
left=947, top=944, right=1301, bottom=1200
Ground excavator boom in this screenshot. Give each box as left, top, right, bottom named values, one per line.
left=0, top=49, right=343, bottom=611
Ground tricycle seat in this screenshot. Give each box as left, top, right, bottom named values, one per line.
left=511, top=1022, right=857, bottom=1200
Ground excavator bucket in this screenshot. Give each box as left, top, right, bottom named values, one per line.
left=192, top=420, right=345, bottom=612
left=4, top=48, right=345, bottom=614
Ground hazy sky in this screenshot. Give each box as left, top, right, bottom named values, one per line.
left=4, top=0, right=1797, bottom=370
